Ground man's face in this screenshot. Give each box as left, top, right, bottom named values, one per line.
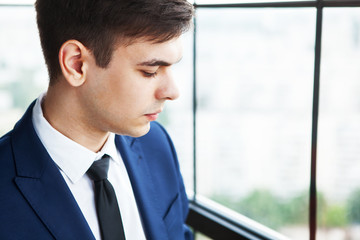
left=78, top=37, right=182, bottom=137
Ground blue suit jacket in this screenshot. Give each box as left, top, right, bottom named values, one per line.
left=0, top=102, right=192, bottom=240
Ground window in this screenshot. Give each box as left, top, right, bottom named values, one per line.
left=0, top=6, right=47, bottom=135
left=317, top=8, right=360, bottom=240
left=189, top=1, right=360, bottom=240
left=196, top=7, right=315, bottom=239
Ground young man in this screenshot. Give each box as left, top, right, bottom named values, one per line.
left=0, top=0, right=194, bottom=239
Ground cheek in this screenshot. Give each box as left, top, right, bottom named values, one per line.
left=103, top=83, right=145, bottom=116
left=100, top=69, right=157, bottom=112
left=119, top=90, right=148, bottom=113
left=117, top=79, right=156, bottom=103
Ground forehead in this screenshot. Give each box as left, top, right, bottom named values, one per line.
left=115, top=37, right=183, bottom=65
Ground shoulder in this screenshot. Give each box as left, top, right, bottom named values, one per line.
left=0, top=131, right=18, bottom=199
left=128, top=121, right=181, bottom=185
left=0, top=131, right=14, bottom=164
left=135, top=121, right=182, bottom=191
left=136, top=121, right=178, bottom=162
left=140, top=121, right=172, bottom=143
left=139, top=121, right=175, bottom=148
left=0, top=131, right=11, bottom=146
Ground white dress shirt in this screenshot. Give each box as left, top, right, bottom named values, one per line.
left=32, top=93, right=146, bottom=240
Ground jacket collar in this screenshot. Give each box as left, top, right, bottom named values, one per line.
left=115, top=135, right=168, bottom=240
left=11, top=101, right=95, bottom=240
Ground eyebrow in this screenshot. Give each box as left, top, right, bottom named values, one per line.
left=137, top=57, right=183, bottom=67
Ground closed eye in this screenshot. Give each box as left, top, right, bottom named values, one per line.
left=142, top=71, right=158, bottom=78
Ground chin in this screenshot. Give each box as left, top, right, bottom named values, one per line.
left=123, top=123, right=151, bottom=138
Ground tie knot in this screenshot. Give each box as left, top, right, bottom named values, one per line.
left=87, top=154, right=110, bottom=181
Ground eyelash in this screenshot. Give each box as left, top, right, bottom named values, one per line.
left=142, top=71, right=158, bottom=78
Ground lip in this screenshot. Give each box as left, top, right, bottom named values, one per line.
left=145, top=113, right=159, bottom=121
left=145, top=110, right=162, bottom=121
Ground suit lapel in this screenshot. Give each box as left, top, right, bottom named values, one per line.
left=11, top=102, right=95, bottom=240
left=115, top=135, right=168, bottom=240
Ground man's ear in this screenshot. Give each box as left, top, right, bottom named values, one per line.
left=59, top=40, right=90, bottom=87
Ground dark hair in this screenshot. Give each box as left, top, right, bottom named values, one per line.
left=35, top=0, right=194, bottom=84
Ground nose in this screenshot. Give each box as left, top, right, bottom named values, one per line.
left=155, top=69, right=180, bottom=101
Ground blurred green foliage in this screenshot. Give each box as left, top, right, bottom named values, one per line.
left=348, top=188, right=360, bottom=224
left=212, top=189, right=308, bottom=229
left=323, top=205, right=348, bottom=227
left=212, top=188, right=360, bottom=230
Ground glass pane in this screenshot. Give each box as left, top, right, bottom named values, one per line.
left=317, top=8, right=360, bottom=240
left=158, top=31, right=194, bottom=194
left=0, top=6, right=47, bottom=135
left=0, top=0, right=34, bottom=4
left=196, top=8, right=316, bottom=239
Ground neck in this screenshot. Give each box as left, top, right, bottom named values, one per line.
left=42, top=84, right=109, bottom=153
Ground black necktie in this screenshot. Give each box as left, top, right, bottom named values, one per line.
left=87, top=154, right=126, bottom=240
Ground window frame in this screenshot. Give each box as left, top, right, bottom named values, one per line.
left=187, top=196, right=291, bottom=239
left=190, top=1, right=360, bottom=239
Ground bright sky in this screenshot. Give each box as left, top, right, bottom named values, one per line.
left=0, top=0, right=35, bottom=4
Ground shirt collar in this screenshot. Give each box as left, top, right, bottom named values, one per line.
left=94, top=133, right=120, bottom=165
left=32, top=93, right=119, bottom=183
